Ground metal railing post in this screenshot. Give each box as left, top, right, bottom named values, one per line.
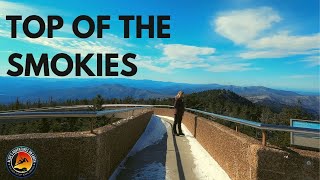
left=194, top=115, right=198, bottom=137
left=90, top=117, right=94, bottom=133
left=126, top=106, right=128, bottom=118
left=262, top=130, right=267, bottom=146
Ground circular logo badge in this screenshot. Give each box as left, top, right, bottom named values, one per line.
left=6, top=146, right=37, bottom=178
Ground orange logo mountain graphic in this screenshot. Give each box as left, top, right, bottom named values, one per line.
left=14, top=152, right=32, bottom=172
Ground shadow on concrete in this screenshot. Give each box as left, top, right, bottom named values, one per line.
left=116, top=118, right=168, bottom=179
left=164, top=120, right=186, bottom=180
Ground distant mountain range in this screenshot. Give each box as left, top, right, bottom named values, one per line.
left=0, top=77, right=319, bottom=115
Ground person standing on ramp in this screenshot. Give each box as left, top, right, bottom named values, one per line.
left=173, top=91, right=185, bottom=136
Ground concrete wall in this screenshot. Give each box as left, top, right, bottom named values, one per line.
left=154, top=108, right=320, bottom=180
left=0, top=111, right=153, bottom=180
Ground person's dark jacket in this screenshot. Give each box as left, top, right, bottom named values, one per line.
left=174, top=97, right=185, bottom=116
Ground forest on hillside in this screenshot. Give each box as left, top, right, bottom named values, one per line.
left=183, top=90, right=315, bottom=147
left=0, top=89, right=317, bottom=147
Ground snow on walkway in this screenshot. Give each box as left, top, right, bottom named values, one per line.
left=158, top=115, right=231, bottom=180
left=110, top=115, right=168, bottom=180
left=129, top=115, right=170, bottom=156
left=110, top=114, right=231, bottom=180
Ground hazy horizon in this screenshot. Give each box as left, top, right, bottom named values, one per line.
left=0, top=76, right=319, bottom=94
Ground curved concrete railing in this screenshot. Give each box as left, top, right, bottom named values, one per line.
left=0, top=104, right=318, bottom=180
left=153, top=107, right=320, bottom=180
left=0, top=107, right=154, bottom=179
left=0, top=104, right=318, bottom=145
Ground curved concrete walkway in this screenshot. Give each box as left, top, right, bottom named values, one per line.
left=110, top=115, right=230, bottom=180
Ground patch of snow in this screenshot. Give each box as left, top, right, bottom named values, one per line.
left=158, top=115, right=231, bottom=180
left=109, top=114, right=168, bottom=180
left=129, top=114, right=168, bottom=156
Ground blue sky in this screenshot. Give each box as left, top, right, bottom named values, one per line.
left=0, top=0, right=319, bottom=92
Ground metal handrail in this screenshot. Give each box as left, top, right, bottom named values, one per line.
left=0, top=107, right=150, bottom=119
left=0, top=106, right=152, bottom=133
left=150, top=105, right=320, bottom=135
left=0, top=105, right=88, bottom=113
left=0, top=104, right=318, bottom=136
left=187, top=107, right=319, bottom=134
left=91, top=104, right=320, bottom=135
left=0, top=104, right=153, bottom=113
left=151, top=105, right=320, bottom=146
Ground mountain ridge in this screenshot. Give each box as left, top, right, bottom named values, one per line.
left=0, top=77, right=318, bottom=115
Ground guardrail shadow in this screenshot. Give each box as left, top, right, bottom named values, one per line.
left=164, top=120, right=186, bottom=180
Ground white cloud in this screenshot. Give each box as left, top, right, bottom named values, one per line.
left=146, top=44, right=217, bottom=72
left=239, top=50, right=316, bottom=59
left=214, top=7, right=320, bottom=63
left=207, top=63, right=260, bottom=72
left=135, top=61, right=169, bottom=73
left=0, top=28, right=129, bottom=59
left=0, top=1, right=40, bottom=17
left=240, top=32, right=320, bottom=59
left=0, top=50, right=13, bottom=53
left=214, top=7, right=281, bottom=44
left=240, top=33, right=320, bottom=59
left=159, top=44, right=215, bottom=60
left=301, top=55, right=320, bottom=67
left=0, top=29, right=11, bottom=38
left=134, top=55, right=170, bottom=73
left=169, top=61, right=210, bottom=69
left=247, top=32, right=320, bottom=50
left=135, top=44, right=259, bottom=73
left=0, top=1, right=81, bottom=36
left=23, top=37, right=121, bottom=54
left=136, top=54, right=259, bottom=73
